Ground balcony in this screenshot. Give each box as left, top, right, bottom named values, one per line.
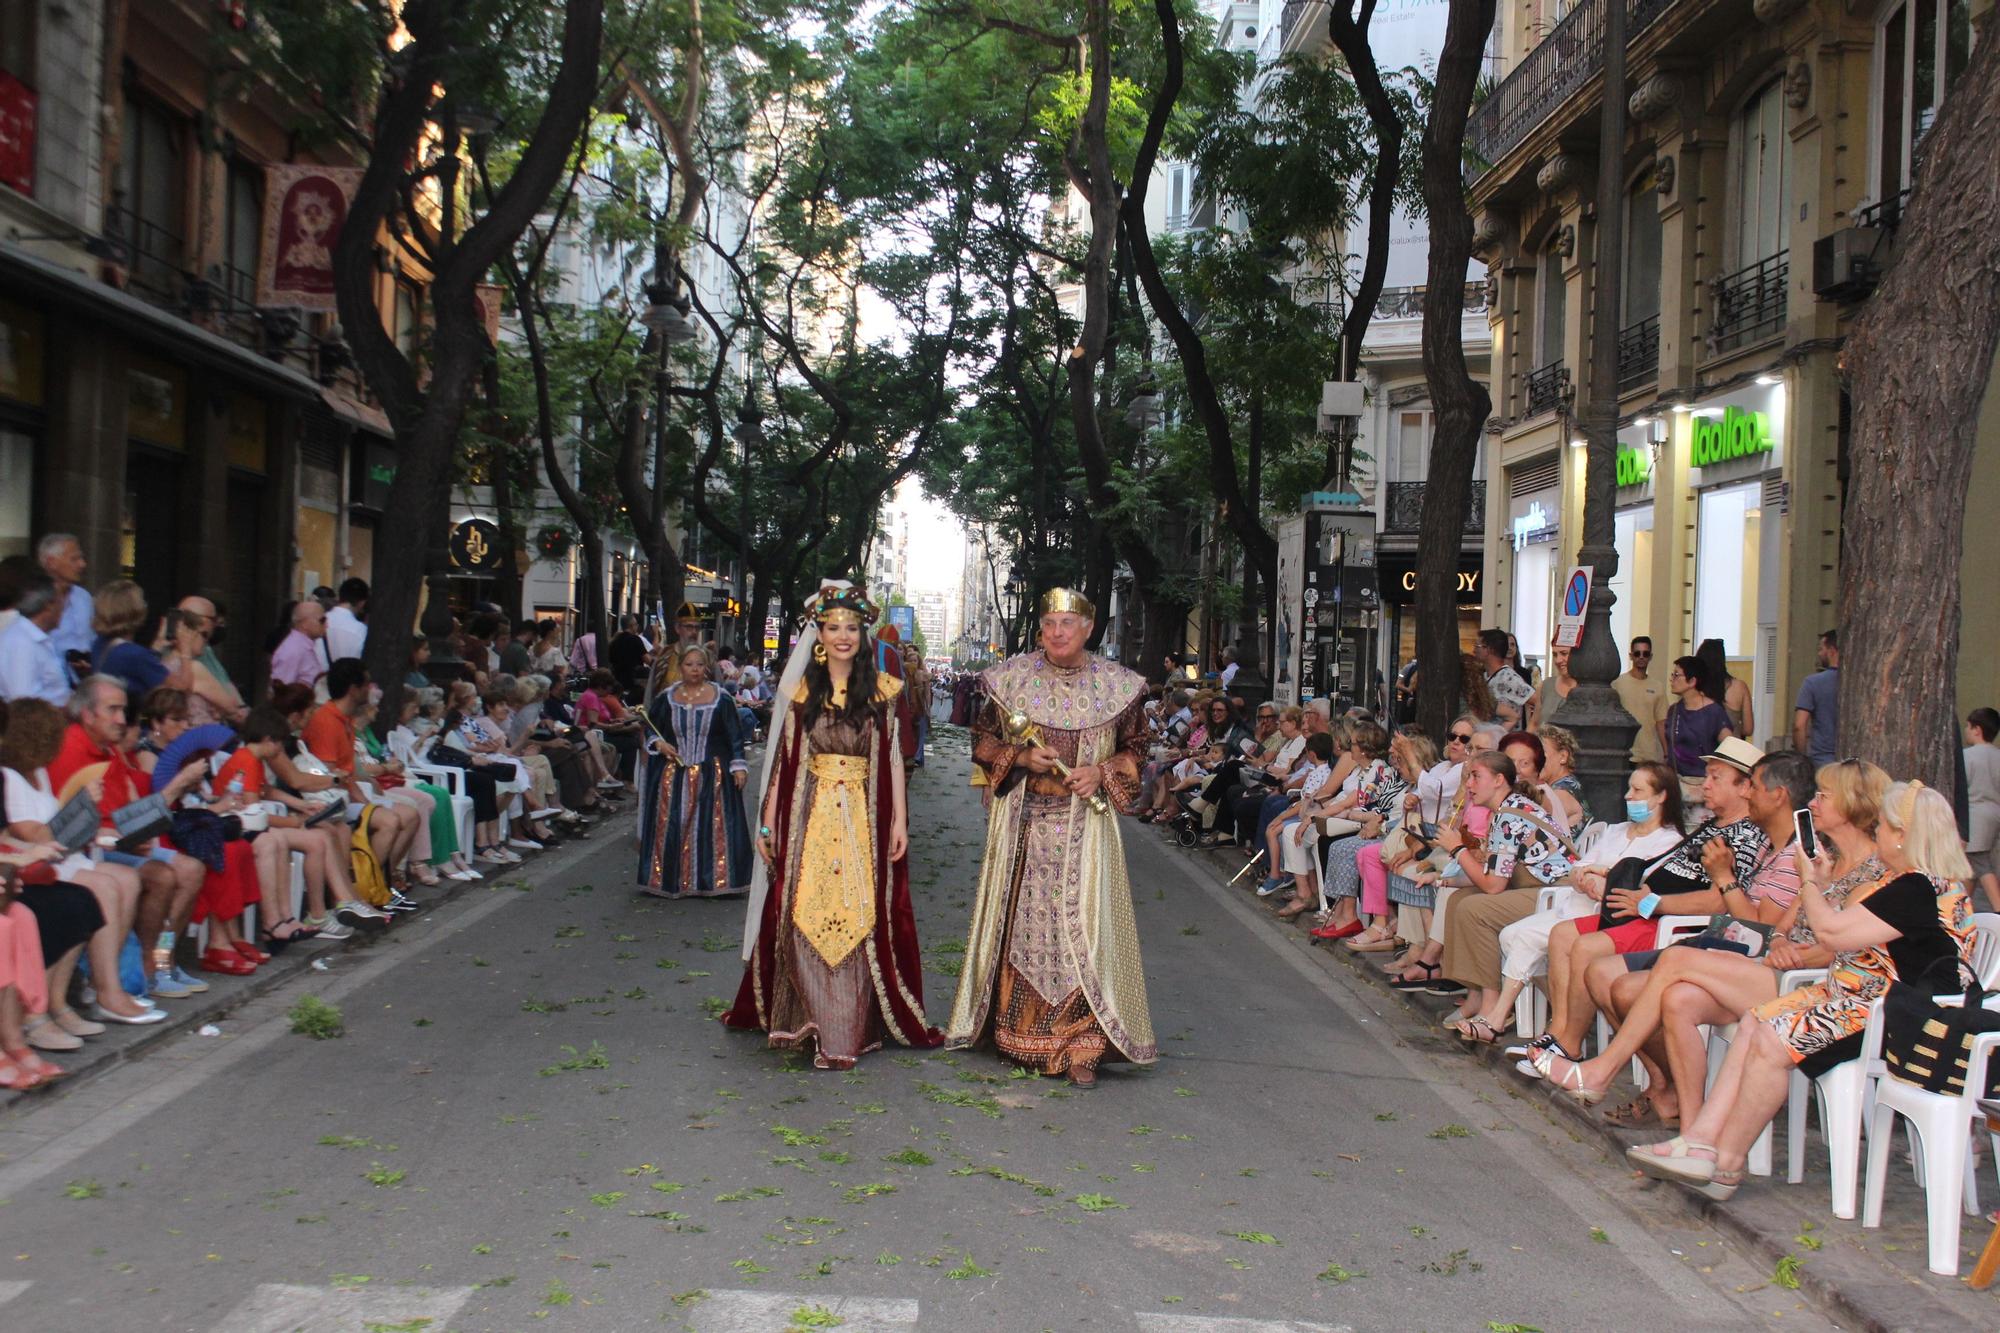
left=1524, top=361, right=1569, bottom=417
left=1856, top=189, right=1912, bottom=232
left=1385, top=480, right=1487, bottom=534
left=1707, top=251, right=1787, bottom=354
left=1616, top=314, right=1659, bottom=390
left=1374, top=282, right=1493, bottom=321
left=1467, top=0, right=1683, bottom=175
left=1279, top=1, right=1329, bottom=57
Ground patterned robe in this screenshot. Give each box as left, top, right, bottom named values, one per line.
left=637, top=687, right=754, bottom=897
left=946, top=651, right=1157, bottom=1074
left=725, top=675, right=941, bottom=1065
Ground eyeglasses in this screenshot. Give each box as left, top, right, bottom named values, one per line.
left=1449, top=730, right=1473, bottom=742
left=1256, top=712, right=1276, bottom=720
left=1630, top=649, right=1652, bottom=658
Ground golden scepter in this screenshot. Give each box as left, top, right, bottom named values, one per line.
left=994, top=695, right=1110, bottom=815
left=636, top=699, right=700, bottom=769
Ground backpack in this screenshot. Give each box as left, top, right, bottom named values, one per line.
left=349, top=804, right=391, bottom=907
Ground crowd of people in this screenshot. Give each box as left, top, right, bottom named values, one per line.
left=1122, top=623, right=2000, bottom=1211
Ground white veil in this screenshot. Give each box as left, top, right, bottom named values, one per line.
left=739, top=580, right=856, bottom=960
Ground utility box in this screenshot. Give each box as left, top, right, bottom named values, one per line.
left=1812, top=227, right=1885, bottom=303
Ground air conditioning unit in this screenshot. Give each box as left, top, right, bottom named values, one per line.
left=1319, top=379, right=1365, bottom=430
left=1812, top=227, right=1885, bottom=303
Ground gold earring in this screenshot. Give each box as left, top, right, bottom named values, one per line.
left=812, top=642, right=828, bottom=664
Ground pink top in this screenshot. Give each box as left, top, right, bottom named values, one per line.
left=269, top=628, right=326, bottom=688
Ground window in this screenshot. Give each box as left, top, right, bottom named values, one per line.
left=1729, top=81, right=1789, bottom=269
left=1623, top=170, right=1662, bottom=326
left=119, top=93, right=188, bottom=295
left=0, top=9, right=35, bottom=85
left=1398, top=409, right=1432, bottom=480
left=1167, top=165, right=1187, bottom=229
left=1610, top=505, right=1655, bottom=654
left=1536, top=238, right=1566, bottom=370
left=1874, top=0, right=1973, bottom=202
left=223, top=159, right=263, bottom=307
left=1695, top=481, right=1763, bottom=653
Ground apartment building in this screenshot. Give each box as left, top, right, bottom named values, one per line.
left=1469, top=0, right=1996, bottom=739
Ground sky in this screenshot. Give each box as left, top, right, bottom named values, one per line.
left=897, top=474, right=968, bottom=598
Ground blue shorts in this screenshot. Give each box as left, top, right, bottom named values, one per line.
left=99, top=846, right=179, bottom=868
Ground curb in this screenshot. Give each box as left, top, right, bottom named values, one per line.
left=1, top=819, right=617, bottom=1119
left=1180, top=840, right=1970, bottom=1333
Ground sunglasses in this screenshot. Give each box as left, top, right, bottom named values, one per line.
left=1630, top=649, right=1652, bottom=657
left=1449, top=730, right=1473, bottom=742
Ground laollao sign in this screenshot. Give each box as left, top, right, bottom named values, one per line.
left=1615, top=445, right=1651, bottom=488
left=1690, top=405, right=1775, bottom=468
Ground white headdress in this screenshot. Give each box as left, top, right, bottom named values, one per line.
left=740, top=578, right=877, bottom=959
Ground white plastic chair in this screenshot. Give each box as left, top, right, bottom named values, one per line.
left=1603, top=915, right=1710, bottom=1089
left=1513, top=885, right=1568, bottom=1039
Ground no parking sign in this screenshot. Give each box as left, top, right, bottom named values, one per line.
left=1553, top=565, right=1592, bottom=649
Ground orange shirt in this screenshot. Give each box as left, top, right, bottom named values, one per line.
left=215, top=748, right=267, bottom=799
left=302, top=703, right=357, bottom=777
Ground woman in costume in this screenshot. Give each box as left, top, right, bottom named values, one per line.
left=725, top=582, right=940, bottom=1067
left=637, top=644, right=754, bottom=899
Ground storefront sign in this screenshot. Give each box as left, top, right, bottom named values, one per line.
left=1375, top=553, right=1482, bottom=607
left=1616, top=444, right=1652, bottom=488
left=258, top=164, right=365, bottom=310
left=1511, top=500, right=1555, bottom=551
left=0, top=72, right=36, bottom=198
left=447, top=518, right=504, bottom=573
left=1690, top=406, right=1775, bottom=468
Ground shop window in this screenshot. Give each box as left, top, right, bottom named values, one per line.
left=1695, top=482, right=1764, bottom=657
left=1729, top=80, right=1789, bottom=271
left=1513, top=542, right=1555, bottom=672
left=1874, top=0, right=1973, bottom=203
left=0, top=427, right=33, bottom=557
left=1610, top=505, right=1655, bottom=654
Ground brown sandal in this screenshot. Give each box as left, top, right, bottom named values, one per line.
left=1604, top=1095, right=1680, bottom=1130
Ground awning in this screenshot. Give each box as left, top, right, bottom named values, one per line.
left=0, top=241, right=323, bottom=403
left=321, top=385, right=393, bottom=437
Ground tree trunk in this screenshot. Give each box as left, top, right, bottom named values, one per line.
left=1839, top=10, right=2000, bottom=797
left=1412, top=0, right=1497, bottom=741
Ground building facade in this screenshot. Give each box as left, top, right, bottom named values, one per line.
left=1470, top=0, right=1998, bottom=741
left=1, top=1, right=408, bottom=689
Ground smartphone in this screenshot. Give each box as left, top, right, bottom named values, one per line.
left=1793, top=807, right=1818, bottom=859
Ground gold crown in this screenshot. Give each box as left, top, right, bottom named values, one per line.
left=813, top=583, right=878, bottom=625
left=1037, top=587, right=1096, bottom=619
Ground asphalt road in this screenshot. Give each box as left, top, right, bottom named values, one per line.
left=0, top=724, right=1838, bottom=1332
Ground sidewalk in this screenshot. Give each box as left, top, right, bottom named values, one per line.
left=0, top=827, right=607, bottom=1117
left=1177, top=835, right=1999, bottom=1333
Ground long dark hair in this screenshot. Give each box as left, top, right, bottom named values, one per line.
left=798, top=634, right=884, bottom=734
left=1695, top=639, right=1736, bottom=693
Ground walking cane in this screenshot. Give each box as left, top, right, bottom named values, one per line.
left=1229, top=848, right=1266, bottom=885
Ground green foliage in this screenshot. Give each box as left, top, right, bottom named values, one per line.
left=288, top=995, right=345, bottom=1040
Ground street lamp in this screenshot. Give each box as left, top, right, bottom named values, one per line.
left=730, top=388, right=765, bottom=636
left=1124, top=384, right=1163, bottom=430
left=642, top=279, right=697, bottom=345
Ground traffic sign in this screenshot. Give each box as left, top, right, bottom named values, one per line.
left=1553, top=565, right=1592, bottom=649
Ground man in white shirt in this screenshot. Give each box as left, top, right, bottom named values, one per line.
left=37, top=532, right=94, bottom=663
left=1217, top=647, right=1239, bottom=689
left=0, top=573, right=71, bottom=705
left=325, top=577, right=369, bottom=662
left=1477, top=627, right=1534, bottom=729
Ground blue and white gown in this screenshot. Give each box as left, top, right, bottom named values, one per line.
left=637, top=686, right=755, bottom=897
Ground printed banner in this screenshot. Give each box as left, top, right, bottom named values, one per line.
left=0, top=72, right=36, bottom=197
left=257, top=164, right=365, bottom=309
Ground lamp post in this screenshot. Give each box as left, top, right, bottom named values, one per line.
left=1549, top=0, right=1639, bottom=816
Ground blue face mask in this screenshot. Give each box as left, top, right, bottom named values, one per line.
left=1626, top=798, right=1654, bottom=824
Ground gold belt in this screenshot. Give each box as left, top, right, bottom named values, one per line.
left=809, top=753, right=871, bottom=782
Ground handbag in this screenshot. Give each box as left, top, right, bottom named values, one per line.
left=1881, top=956, right=2000, bottom=1098
left=1488, top=804, right=1581, bottom=891
left=112, top=793, right=175, bottom=851
left=1594, top=853, right=1659, bottom=930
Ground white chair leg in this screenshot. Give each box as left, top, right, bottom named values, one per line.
left=1786, top=1069, right=1809, bottom=1184
left=1818, top=1065, right=1867, bottom=1220
left=1921, top=1121, right=1970, bottom=1275
left=1862, top=1100, right=1898, bottom=1229
left=1963, top=1129, right=1982, bottom=1218
left=1748, top=1121, right=1774, bottom=1177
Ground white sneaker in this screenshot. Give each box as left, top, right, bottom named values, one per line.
left=506, top=836, right=544, bottom=851
left=448, top=868, right=482, bottom=881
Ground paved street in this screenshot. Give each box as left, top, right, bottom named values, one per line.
left=0, top=727, right=1838, bottom=1332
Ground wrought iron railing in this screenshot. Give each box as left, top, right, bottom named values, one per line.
left=1373, top=282, right=1493, bottom=321
left=1524, top=361, right=1569, bottom=417
left=1856, top=189, right=1912, bottom=231
left=1708, top=251, right=1788, bottom=354
left=104, top=202, right=188, bottom=309
left=1467, top=0, right=1683, bottom=171
left=1280, top=0, right=1320, bottom=49
left=1616, top=314, right=1659, bottom=390
left=1385, top=480, right=1487, bottom=533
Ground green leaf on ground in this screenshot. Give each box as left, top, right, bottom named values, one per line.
left=714, top=1185, right=784, bottom=1203
left=538, top=1041, right=610, bottom=1076
left=1317, top=1262, right=1365, bottom=1283
left=876, top=1251, right=902, bottom=1266
left=589, top=1191, right=626, bottom=1207
left=1589, top=1227, right=1610, bottom=1244
left=361, top=1319, right=433, bottom=1333
left=650, top=1181, right=686, bottom=1194
left=1774, top=1254, right=1803, bottom=1289
left=770, top=1125, right=827, bottom=1147
left=1427, top=1124, right=1472, bottom=1140
left=1225, top=1231, right=1280, bottom=1245
left=917, top=1081, right=1002, bottom=1118
left=882, top=1148, right=933, bottom=1166
left=363, top=1163, right=405, bottom=1187
left=1072, top=1193, right=1127, bottom=1213
left=843, top=1182, right=897, bottom=1202
left=543, top=1279, right=573, bottom=1307
left=288, top=995, right=345, bottom=1039
left=731, top=1258, right=771, bottom=1274
left=62, top=1179, right=104, bottom=1200
left=788, top=1306, right=844, bottom=1330
left=1374, top=1111, right=1397, bottom=1122
left=945, top=1252, right=993, bottom=1279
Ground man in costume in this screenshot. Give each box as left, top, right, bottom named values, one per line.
left=946, top=588, right=1156, bottom=1088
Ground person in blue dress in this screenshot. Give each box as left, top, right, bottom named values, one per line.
left=637, top=643, right=754, bottom=898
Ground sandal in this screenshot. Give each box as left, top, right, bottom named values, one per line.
left=1458, top=1015, right=1507, bottom=1044
left=1275, top=899, right=1312, bottom=919
left=1604, top=1096, right=1680, bottom=1130
left=1388, top=962, right=1442, bottom=991
left=262, top=917, right=320, bottom=950
left=0, top=1052, right=44, bottom=1092
left=1695, top=1167, right=1745, bottom=1201
left=1625, top=1136, right=1718, bottom=1183
left=5, top=1047, right=64, bottom=1082
left=1532, top=1048, right=1606, bottom=1105
left=1343, top=927, right=1398, bottom=952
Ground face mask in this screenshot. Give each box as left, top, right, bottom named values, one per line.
left=1626, top=799, right=1655, bottom=824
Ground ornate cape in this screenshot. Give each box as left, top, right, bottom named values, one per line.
left=725, top=675, right=940, bottom=1047
left=945, top=651, right=1157, bottom=1063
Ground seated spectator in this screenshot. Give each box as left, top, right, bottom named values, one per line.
left=1258, top=719, right=1358, bottom=888
left=460, top=686, right=566, bottom=850
left=127, top=688, right=267, bottom=979
left=1223, top=706, right=1310, bottom=850
left=1448, top=761, right=1685, bottom=1048
left=1, top=697, right=157, bottom=1036
left=217, top=708, right=348, bottom=940
left=1, top=849, right=59, bottom=1087
left=173, top=595, right=248, bottom=725
left=1315, top=726, right=1438, bottom=940
left=351, top=694, right=446, bottom=894
left=382, top=690, right=483, bottom=883
left=264, top=682, right=392, bottom=935
left=577, top=668, right=643, bottom=787
left=303, top=660, right=423, bottom=900
left=1264, top=732, right=1340, bottom=915
left=1631, top=779, right=1974, bottom=1201
left=1284, top=720, right=1407, bottom=924
left=1532, top=724, right=1590, bottom=834
left=1520, top=738, right=1784, bottom=1077
left=47, top=677, right=209, bottom=1002
left=1330, top=720, right=1469, bottom=953
left=1192, top=701, right=1288, bottom=848
left=1530, top=751, right=1819, bottom=1109
left=0, top=571, right=71, bottom=706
